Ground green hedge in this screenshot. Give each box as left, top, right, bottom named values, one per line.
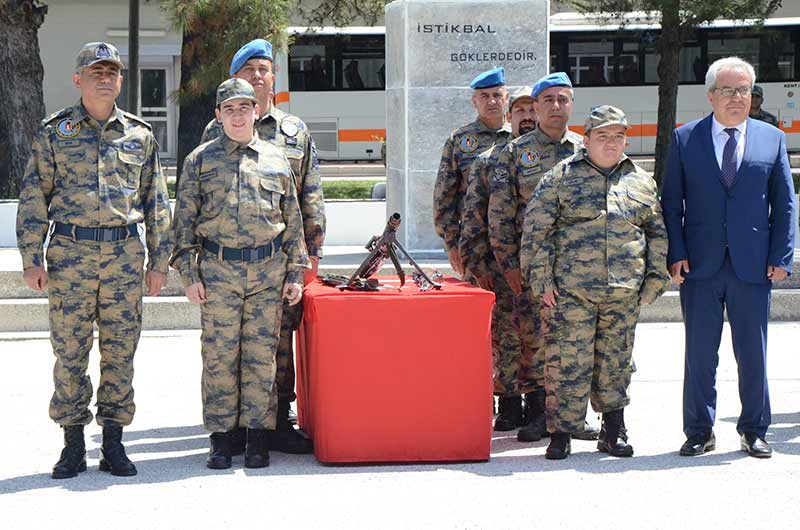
left=167, top=179, right=384, bottom=200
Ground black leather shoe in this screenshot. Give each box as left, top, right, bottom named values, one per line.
left=517, top=390, right=547, bottom=441
left=207, top=432, right=232, bottom=470
left=545, top=433, right=571, bottom=460
left=269, top=427, right=313, bottom=454
left=679, top=431, right=716, bottom=456
left=230, top=427, right=247, bottom=456
left=740, top=432, right=772, bottom=458
left=495, top=395, right=524, bottom=432
left=244, top=429, right=270, bottom=468
left=573, top=421, right=600, bottom=441
left=52, top=425, right=87, bottom=479
left=99, top=424, right=137, bottom=477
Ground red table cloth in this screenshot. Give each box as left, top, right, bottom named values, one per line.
left=296, top=276, right=495, bottom=464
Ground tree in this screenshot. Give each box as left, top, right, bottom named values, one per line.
left=565, top=0, right=782, bottom=185
left=0, top=0, right=47, bottom=199
left=162, top=0, right=387, bottom=179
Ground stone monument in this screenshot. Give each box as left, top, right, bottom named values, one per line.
left=385, top=0, right=550, bottom=253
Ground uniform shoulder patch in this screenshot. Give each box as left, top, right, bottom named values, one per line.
left=55, top=118, right=81, bottom=139
left=458, top=134, right=479, bottom=153
left=518, top=149, right=540, bottom=168
left=121, top=110, right=152, bottom=130
left=42, top=107, right=71, bottom=127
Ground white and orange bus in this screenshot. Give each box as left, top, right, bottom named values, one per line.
left=274, top=14, right=800, bottom=160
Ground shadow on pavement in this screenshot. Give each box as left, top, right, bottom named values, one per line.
left=4, top=418, right=789, bottom=495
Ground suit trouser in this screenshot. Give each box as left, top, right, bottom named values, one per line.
left=680, top=253, right=771, bottom=438
left=46, top=234, right=144, bottom=427
left=199, top=251, right=286, bottom=432
left=543, top=287, right=640, bottom=434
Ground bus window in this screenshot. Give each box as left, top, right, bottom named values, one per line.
left=643, top=44, right=702, bottom=84
left=707, top=33, right=759, bottom=72
left=611, top=41, right=640, bottom=84
left=759, top=29, right=796, bottom=81
left=569, top=38, right=613, bottom=85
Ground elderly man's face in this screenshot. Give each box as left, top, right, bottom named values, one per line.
left=708, top=67, right=752, bottom=126
left=472, top=87, right=508, bottom=123
left=73, top=62, right=122, bottom=105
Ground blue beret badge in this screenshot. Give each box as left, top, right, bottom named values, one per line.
left=519, top=150, right=540, bottom=168
left=56, top=118, right=80, bottom=139
left=458, top=135, right=479, bottom=153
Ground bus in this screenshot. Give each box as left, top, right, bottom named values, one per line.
left=274, top=14, right=800, bottom=160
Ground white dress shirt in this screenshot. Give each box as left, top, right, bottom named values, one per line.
left=711, top=116, right=747, bottom=171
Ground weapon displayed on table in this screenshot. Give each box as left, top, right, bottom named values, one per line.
left=341, top=212, right=443, bottom=291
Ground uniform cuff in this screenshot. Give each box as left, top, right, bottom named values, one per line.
left=21, top=251, right=43, bottom=270
left=286, top=269, right=304, bottom=285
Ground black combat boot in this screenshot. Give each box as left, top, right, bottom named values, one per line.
left=229, top=427, right=247, bottom=456
left=244, top=429, right=270, bottom=468
left=207, top=432, right=232, bottom=469
left=597, top=409, right=634, bottom=457
left=494, top=395, right=524, bottom=431
left=269, top=399, right=313, bottom=454
left=545, top=432, right=571, bottom=460
left=517, top=389, right=547, bottom=442
left=52, top=425, right=87, bottom=479
left=99, top=424, right=137, bottom=476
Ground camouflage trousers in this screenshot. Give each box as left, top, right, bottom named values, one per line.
left=543, top=287, right=640, bottom=434
left=275, top=300, right=302, bottom=401
left=45, top=234, right=144, bottom=427
left=199, top=251, right=287, bottom=432
left=489, top=267, right=525, bottom=397
left=516, top=284, right=545, bottom=394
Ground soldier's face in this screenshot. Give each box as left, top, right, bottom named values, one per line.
left=508, top=100, right=536, bottom=136
left=74, top=62, right=122, bottom=104
left=751, top=94, right=763, bottom=111
left=708, top=67, right=752, bottom=126
left=534, top=87, right=573, bottom=131
left=215, top=99, right=260, bottom=143
left=235, top=58, right=275, bottom=104
left=584, top=125, right=627, bottom=169
left=472, top=87, right=508, bottom=122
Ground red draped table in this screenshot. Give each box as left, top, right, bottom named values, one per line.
left=296, top=276, right=495, bottom=464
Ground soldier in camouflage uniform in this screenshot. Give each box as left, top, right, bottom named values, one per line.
left=749, top=85, right=780, bottom=127
left=172, top=78, right=308, bottom=470
left=434, top=66, right=511, bottom=277
left=459, top=86, right=536, bottom=431
left=520, top=105, right=669, bottom=460
left=487, top=73, right=598, bottom=443
left=201, top=39, right=323, bottom=455
left=16, top=42, right=172, bottom=479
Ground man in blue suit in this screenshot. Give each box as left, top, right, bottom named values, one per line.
left=662, top=57, right=797, bottom=458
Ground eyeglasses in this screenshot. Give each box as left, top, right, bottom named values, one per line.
left=714, top=86, right=752, bottom=97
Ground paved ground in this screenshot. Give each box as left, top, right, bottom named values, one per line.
left=1, top=323, right=799, bottom=529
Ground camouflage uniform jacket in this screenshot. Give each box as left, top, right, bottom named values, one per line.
left=488, top=126, right=582, bottom=274
left=750, top=109, right=779, bottom=128
left=202, top=105, right=325, bottom=257
left=459, top=141, right=509, bottom=279
left=520, top=150, right=669, bottom=304
left=434, top=118, right=512, bottom=252
left=171, top=133, right=309, bottom=287
left=16, top=101, right=172, bottom=272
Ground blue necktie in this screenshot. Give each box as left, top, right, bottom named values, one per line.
left=721, top=128, right=738, bottom=189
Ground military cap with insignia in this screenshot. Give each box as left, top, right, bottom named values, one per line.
left=230, top=38, right=274, bottom=76
left=76, top=42, right=124, bottom=71
left=216, top=78, right=258, bottom=107
left=509, top=86, right=534, bottom=111
left=470, top=67, right=505, bottom=89
left=752, top=84, right=764, bottom=97
left=531, top=72, right=572, bottom=98
left=584, top=105, right=630, bottom=133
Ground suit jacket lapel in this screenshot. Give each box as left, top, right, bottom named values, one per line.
left=696, top=115, right=726, bottom=188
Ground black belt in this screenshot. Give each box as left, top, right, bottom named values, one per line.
left=53, top=222, right=138, bottom=242
left=202, top=235, right=283, bottom=262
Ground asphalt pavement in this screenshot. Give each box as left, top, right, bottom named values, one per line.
left=1, top=323, right=799, bottom=529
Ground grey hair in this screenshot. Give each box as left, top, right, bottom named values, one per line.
left=705, top=57, right=756, bottom=93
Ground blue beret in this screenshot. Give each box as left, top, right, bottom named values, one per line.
left=230, top=39, right=273, bottom=76
left=531, top=72, right=572, bottom=97
left=470, top=67, right=505, bottom=89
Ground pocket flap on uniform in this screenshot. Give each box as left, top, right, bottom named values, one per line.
left=284, top=148, right=304, bottom=159
left=118, top=150, right=145, bottom=166
left=260, top=177, right=285, bottom=194
left=626, top=188, right=655, bottom=206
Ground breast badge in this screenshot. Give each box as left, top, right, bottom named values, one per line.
left=458, top=135, right=479, bottom=153
left=56, top=118, right=81, bottom=139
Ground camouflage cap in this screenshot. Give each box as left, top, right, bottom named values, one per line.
left=584, top=105, right=630, bottom=133
left=76, top=42, right=124, bottom=71
left=509, top=86, right=534, bottom=111
left=752, top=84, right=764, bottom=97
left=216, top=78, right=258, bottom=107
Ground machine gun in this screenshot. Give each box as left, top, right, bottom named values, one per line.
left=341, top=212, right=442, bottom=291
